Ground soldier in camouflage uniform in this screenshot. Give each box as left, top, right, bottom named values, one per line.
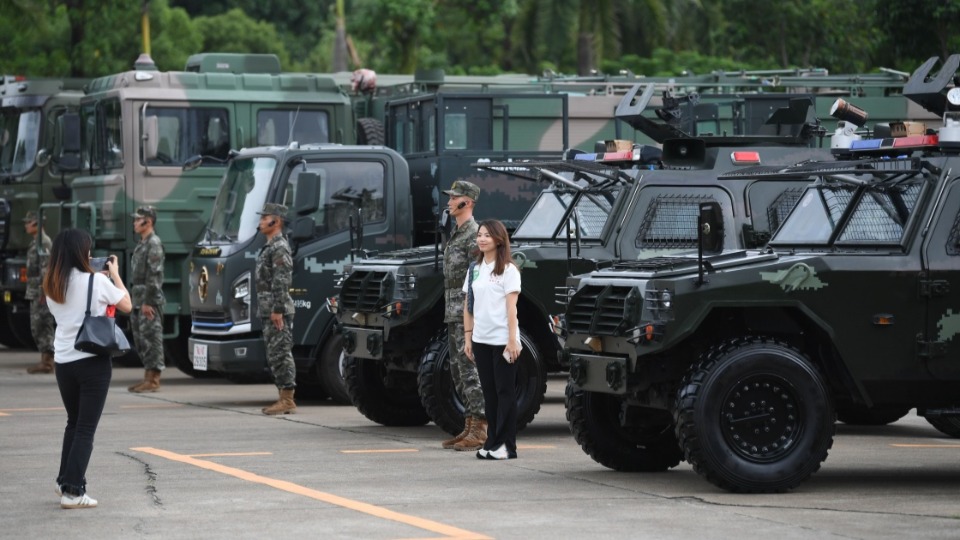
left=256, top=202, right=297, bottom=415
left=24, top=211, right=56, bottom=374
left=440, top=180, right=487, bottom=450
left=128, top=206, right=166, bottom=393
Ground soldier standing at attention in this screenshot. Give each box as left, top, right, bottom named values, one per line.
left=128, top=206, right=166, bottom=393
left=24, top=211, right=56, bottom=373
left=256, top=203, right=297, bottom=415
left=440, top=180, right=487, bottom=451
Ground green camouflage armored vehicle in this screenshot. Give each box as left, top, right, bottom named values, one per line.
left=57, top=53, right=355, bottom=373
left=331, top=80, right=842, bottom=432
left=558, top=55, right=960, bottom=492
left=0, top=76, right=85, bottom=348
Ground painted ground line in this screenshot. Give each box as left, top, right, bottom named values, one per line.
left=341, top=449, right=420, bottom=454
left=187, top=452, right=273, bottom=457
left=890, top=444, right=960, bottom=448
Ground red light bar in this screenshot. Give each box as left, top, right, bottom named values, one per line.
left=731, top=151, right=760, bottom=164
left=892, top=135, right=938, bottom=147
left=601, top=151, right=633, bottom=161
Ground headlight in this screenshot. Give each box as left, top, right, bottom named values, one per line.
left=234, top=276, right=250, bottom=300
left=659, top=289, right=672, bottom=309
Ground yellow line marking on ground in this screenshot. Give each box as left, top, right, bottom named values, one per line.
left=132, top=447, right=490, bottom=540
left=120, top=404, right=184, bottom=409
left=890, top=444, right=960, bottom=448
left=0, top=412, right=8, bottom=417
left=187, top=452, right=273, bottom=457
left=0, top=407, right=63, bottom=412
left=341, top=449, right=420, bottom=454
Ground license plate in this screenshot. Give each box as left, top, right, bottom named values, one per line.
left=192, top=343, right=208, bottom=371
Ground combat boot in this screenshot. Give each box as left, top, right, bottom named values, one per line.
left=27, top=351, right=55, bottom=374
left=453, top=418, right=487, bottom=451
left=131, top=369, right=161, bottom=393
left=441, top=416, right=473, bottom=449
left=262, top=388, right=296, bottom=415
left=128, top=369, right=149, bottom=391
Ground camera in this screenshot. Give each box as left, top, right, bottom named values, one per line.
left=89, top=256, right=110, bottom=271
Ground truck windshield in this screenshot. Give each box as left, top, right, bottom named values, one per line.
left=207, top=156, right=276, bottom=244
left=772, top=180, right=924, bottom=245
left=513, top=188, right=621, bottom=240
left=0, top=107, right=41, bottom=176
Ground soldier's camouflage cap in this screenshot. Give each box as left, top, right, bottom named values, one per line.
left=443, top=180, right=479, bottom=201
left=22, top=210, right=43, bottom=223
left=257, top=202, right=288, bottom=218
left=131, top=206, right=157, bottom=223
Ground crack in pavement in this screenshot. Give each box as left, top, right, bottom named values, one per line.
left=118, top=451, right=163, bottom=506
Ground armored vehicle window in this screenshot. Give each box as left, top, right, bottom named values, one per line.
left=0, top=107, right=41, bottom=175
left=282, top=161, right=386, bottom=238
left=513, top=188, right=619, bottom=240
left=256, top=109, right=329, bottom=146
left=766, top=187, right=806, bottom=232
left=141, top=107, right=230, bottom=167
left=947, top=210, right=960, bottom=256
left=635, top=194, right=716, bottom=249
left=771, top=186, right=855, bottom=244
left=837, top=182, right=923, bottom=244
left=208, top=156, right=276, bottom=244
left=81, top=99, right=123, bottom=171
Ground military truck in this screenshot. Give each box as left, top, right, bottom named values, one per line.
left=53, top=52, right=356, bottom=373
left=331, top=80, right=842, bottom=433
left=185, top=87, right=576, bottom=398
left=557, top=55, right=960, bottom=492
left=0, top=77, right=85, bottom=348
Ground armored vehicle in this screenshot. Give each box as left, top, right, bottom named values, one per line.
left=0, top=77, right=85, bottom=347
left=331, top=82, right=839, bottom=432
left=558, top=55, right=960, bottom=492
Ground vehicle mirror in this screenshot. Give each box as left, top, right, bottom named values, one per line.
left=35, top=148, right=51, bottom=168
left=143, top=115, right=159, bottom=161
left=182, top=155, right=203, bottom=171
left=294, top=171, right=321, bottom=216
left=291, top=216, right=315, bottom=241
left=698, top=201, right=724, bottom=255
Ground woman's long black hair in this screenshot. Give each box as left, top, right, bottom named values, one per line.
left=43, top=228, right=94, bottom=303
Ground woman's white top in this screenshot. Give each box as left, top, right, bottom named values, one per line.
left=47, top=269, right=126, bottom=364
left=463, top=259, right=521, bottom=345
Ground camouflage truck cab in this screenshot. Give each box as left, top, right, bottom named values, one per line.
left=332, top=81, right=840, bottom=433
left=65, top=53, right=354, bottom=374
left=0, top=77, right=85, bottom=348
left=559, top=55, right=960, bottom=493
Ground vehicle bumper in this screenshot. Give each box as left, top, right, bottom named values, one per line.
left=188, top=336, right=266, bottom=374
left=567, top=352, right=631, bottom=395
left=340, top=326, right=385, bottom=360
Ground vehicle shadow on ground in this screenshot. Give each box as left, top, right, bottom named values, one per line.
left=835, top=423, right=947, bottom=439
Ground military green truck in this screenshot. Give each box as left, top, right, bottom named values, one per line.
left=557, top=54, right=960, bottom=492
left=330, top=79, right=844, bottom=433
left=0, top=77, right=85, bottom=348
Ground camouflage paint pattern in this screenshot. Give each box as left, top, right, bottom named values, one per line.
left=131, top=231, right=165, bottom=370
left=760, top=263, right=827, bottom=292
left=257, top=234, right=295, bottom=388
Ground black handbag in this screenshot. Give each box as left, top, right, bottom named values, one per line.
left=74, top=273, right=130, bottom=357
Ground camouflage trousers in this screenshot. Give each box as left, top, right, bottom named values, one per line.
left=132, top=306, right=165, bottom=371
left=29, top=298, right=55, bottom=353
left=447, top=322, right=485, bottom=418
left=263, top=316, right=295, bottom=389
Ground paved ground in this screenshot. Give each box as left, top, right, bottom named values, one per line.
left=2, top=347, right=959, bottom=539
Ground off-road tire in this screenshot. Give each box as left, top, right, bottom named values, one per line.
left=923, top=416, right=960, bottom=438
left=344, top=355, right=430, bottom=426
left=356, top=118, right=385, bottom=146
left=565, top=381, right=683, bottom=472
left=417, top=327, right=548, bottom=435
left=674, top=336, right=835, bottom=493
left=837, top=405, right=911, bottom=426
left=317, top=333, right=352, bottom=404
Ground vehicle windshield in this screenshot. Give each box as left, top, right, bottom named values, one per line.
left=513, top=187, right=621, bottom=240
left=0, top=107, right=41, bottom=176
left=771, top=179, right=925, bottom=245
left=207, top=156, right=276, bottom=244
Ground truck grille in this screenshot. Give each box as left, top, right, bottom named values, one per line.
left=191, top=310, right=233, bottom=330
left=339, top=270, right=391, bottom=312
left=566, top=285, right=632, bottom=335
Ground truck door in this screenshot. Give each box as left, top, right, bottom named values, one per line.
left=923, top=173, right=960, bottom=381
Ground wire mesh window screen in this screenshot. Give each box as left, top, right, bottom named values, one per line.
left=948, top=208, right=960, bottom=255
left=635, top=194, right=714, bottom=249
left=839, top=183, right=922, bottom=243
left=766, top=187, right=806, bottom=231
left=573, top=192, right=618, bottom=238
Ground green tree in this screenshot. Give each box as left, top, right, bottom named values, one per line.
left=193, top=8, right=292, bottom=68
left=352, top=0, right=435, bottom=73
left=874, top=0, right=960, bottom=71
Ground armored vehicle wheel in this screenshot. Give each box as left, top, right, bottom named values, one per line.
left=417, top=327, right=548, bottom=435
left=344, top=355, right=430, bottom=426
left=317, top=333, right=352, bottom=404
left=565, top=381, right=682, bottom=472
left=356, top=118, right=385, bottom=146
left=837, top=405, right=911, bottom=426
left=674, top=337, right=835, bottom=493
left=923, top=416, right=960, bottom=438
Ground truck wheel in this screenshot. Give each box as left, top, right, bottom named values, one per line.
left=565, top=381, right=682, bottom=472
left=674, top=337, right=835, bottom=493
left=837, top=405, right=910, bottom=426
left=343, top=355, right=429, bottom=426
left=417, top=327, right=548, bottom=435
left=356, top=118, right=385, bottom=146
left=317, top=333, right=352, bottom=405
left=923, top=416, right=960, bottom=438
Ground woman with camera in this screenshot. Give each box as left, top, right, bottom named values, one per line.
left=43, top=229, right=131, bottom=509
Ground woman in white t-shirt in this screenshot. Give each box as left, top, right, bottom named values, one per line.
left=463, top=220, right=521, bottom=460
left=43, top=229, right=131, bottom=509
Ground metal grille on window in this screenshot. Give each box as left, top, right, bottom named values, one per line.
left=946, top=207, right=960, bottom=256
left=839, top=183, right=922, bottom=243
left=574, top=192, right=617, bottom=237
left=766, top=187, right=805, bottom=231
left=635, top=194, right=714, bottom=249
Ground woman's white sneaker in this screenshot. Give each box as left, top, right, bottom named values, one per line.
left=61, top=493, right=98, bottom=509
left=485, top=444, right=509, bottom=460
